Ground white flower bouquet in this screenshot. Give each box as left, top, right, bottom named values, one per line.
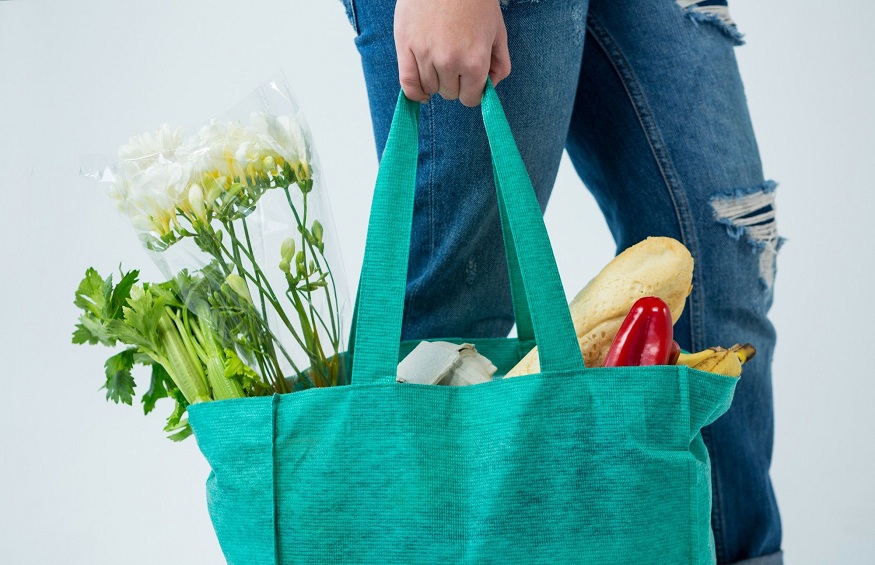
left=75, top=78, right=350, bottom=440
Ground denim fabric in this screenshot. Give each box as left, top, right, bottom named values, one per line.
left=341, top=0, right=782, bottom=562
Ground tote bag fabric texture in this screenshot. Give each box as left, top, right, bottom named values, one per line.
left=189, top=82, right=738, bottom=565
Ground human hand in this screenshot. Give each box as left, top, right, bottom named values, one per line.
left=394, top=0, right=511, bottom=107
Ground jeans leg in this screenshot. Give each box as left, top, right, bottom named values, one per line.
left=565, top=1, right=782, bottom=562
left=349, top=0, right=589, bottom=340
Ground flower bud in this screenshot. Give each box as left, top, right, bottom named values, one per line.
left=295, top=251, right=305, bottom=278
left=228, top=182, right=243, bottom=197
left=279, top=258, right=291, bottom=274
left=189, top=183, right=206, bottom=221
left=225, top=273, right=252, bottom=304
left=299, top=177, right=313, bottom=194
left=262, top=155, right=276, bottom=172
left=311, top=220, right=323, bottom=246
left=280, top=237, right=296, bottom=262
left=205, top=176, right=225, bottom=202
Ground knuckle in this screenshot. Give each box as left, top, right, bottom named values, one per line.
left=434, top=52, right=460, bottom=71
left=461, top=56, right=488, bottom=75
left=399, top=74, right=420, bottom=89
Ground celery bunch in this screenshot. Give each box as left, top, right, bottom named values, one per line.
left=73, top=267, right=269, bottom=440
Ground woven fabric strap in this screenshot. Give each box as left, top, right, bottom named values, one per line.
left=351, top=80, right=584, bottom=385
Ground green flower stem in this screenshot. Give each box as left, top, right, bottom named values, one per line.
left=229, top=221, right=290, bottom=392
left=241, top=306, right=305, bottom=384
left=287, top=287, right=329, bottom=387
left=239, top=217, right=272, bottom=330
left=298, top=252, right=341, bottom=353
left=287, top=288, right=338, bottom=363
left=207, top=222, right=308, bottom=392
left=282, top=185, right=342, bottom=358
left=225, top=221, right=245, bottom=271
left=214, top=222, right=311, bottom=358
left=203, top=228, right=279, bottom=390
left=176, top=174, right=343, bottom=393
left=300, top=196, right=320, bottom=342
left=194, top=221, right=290, bottom=392
left=238, top=217, right=304, bottom=390
left=282, top=187, right=320, bottom=337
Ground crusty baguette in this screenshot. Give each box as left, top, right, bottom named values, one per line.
left=505, top=236, right=694, bottom=376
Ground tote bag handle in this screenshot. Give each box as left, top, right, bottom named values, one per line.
left=351, top=80, right=584, bottom=385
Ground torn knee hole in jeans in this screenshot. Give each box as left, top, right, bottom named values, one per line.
left=711, top=181, right=785, bottom=290
left=676, top=0, right=745, bottom=45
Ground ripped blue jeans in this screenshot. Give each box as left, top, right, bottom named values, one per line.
left=339, top=0, right=782, bottom=562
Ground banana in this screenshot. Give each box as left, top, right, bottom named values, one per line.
left=693, top=348, right=742, bottom=377
left=675, top=348, right=723, bottom=368
left=675, top=343, right=757, bottom=378
left=732, top=343, right=757, bottom=364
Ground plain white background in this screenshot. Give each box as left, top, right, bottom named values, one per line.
left=1, top=1, right=873, bottom=563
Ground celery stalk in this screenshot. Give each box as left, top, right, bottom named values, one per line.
left=192, top=317, right=244, bottom=400
left=157, top=312, right=211, bottom=404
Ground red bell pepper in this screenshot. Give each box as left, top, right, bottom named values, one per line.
left=668, top=340, right=681, bottom=365
left=602, top=296, right=674, bottom=367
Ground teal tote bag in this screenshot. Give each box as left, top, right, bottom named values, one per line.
left=189, top=81, right=739, bottom=565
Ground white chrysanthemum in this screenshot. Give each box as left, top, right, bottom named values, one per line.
left=112, top=124, right=189, bottom=211
left=190, top=114, right=311, bottom=182
left=109, top=114, right=313, bottom=241
left=248, top=112, right=310, bottom=169
left=193, top=119, right=267, bottom=180
left=117, top=124, right=186, bottom=174
left=115, top=159, right=192, bottom=237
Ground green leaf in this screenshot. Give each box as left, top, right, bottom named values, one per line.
left=164, top=387, right=190, bottom=430
left=149, top=279, right=183, bottom=309
left=78, top=314, right=115, bottom=346
left=103, top=349, right=136, bottom=405
left=162, top=389, right=193, bottom=441
left=142, top=362, right=171, bottom=415
left=132, top=351, right=154, bottom=365
left=110, top=269, right=139, bottom=318
left=223, top=347, right=260, bottom=390
left=71, top=324, right=90, bottom=345
left=166, top=420, right=193, bottom=442
left=121, top=287, right=166, bottom=350
left=106, top=318, right=150, bottom=351
left=100, top=274, right=114, bottom=318
left=72, top=321, right=100, bottom=345
left=74, top=268, right=108, bottom=317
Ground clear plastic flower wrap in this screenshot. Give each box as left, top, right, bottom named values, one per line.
left=77, top=77, right=350, bottom=439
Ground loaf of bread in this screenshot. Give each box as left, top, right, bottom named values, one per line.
left=504, top=236, right=694, bottom=376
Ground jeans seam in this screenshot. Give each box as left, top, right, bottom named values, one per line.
left=584, top=15, right=725, bottom=561
left=583, top=17, right=706, bottom=351
left=429, top=101, right=436, bottom=293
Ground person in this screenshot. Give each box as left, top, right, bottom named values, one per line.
left=337, top=0, right=783, bottom=562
